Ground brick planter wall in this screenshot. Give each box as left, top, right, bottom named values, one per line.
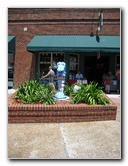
left=8, top=94, right=117, bottom=124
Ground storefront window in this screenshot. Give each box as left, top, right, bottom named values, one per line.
left=8, top=54, right=14, bottom=79
left=39, top=52, right=64, bottom=77
left=52, top=53, right=64, bottom=74
left=40, top=53, right=51, bottom=77
left=8, top=53, right=14, bottom=88
left=69, top=53, right=79, bottom=79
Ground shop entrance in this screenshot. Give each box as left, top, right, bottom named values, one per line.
left=84, top=55, right=109, bottom=86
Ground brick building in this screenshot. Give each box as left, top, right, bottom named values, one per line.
left=8, top=8, right=120, bottom=89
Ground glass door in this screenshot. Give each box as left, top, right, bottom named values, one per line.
left=116, top=54, right=120, bottom=69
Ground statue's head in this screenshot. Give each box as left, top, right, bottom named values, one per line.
left=57, top=62, right=66, bottom=77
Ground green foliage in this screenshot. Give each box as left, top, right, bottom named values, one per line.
left=13, top=80, right=55, bottom=104
left=64, top=84, right=75, bottom=96
left=71, top=82, right=111, bottom=105
left=13, top=80, right=111, bottom=105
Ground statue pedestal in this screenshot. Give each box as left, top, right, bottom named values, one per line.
left=54, top=91, right=69, bottom=100
left=55, top=79, right=69, bottom=100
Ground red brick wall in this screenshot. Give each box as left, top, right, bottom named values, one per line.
left=8, top=8, right=120, bottom=88
left=8, top=94, right=117, bottom=123
left=8, top=8, right=120, bottom=21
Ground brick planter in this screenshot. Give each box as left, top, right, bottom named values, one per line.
left=8, top=94, right=117, bottom=123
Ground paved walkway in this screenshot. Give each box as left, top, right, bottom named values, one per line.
left=8, top=91, right=121, bottom=159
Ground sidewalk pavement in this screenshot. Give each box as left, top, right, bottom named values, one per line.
left=8, top=92, right=121, bottom=159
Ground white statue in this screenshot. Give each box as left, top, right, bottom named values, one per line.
left=55, top=62, right=69, bottom=100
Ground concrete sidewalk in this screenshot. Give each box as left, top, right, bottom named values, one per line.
left=8, top=94, right=121, bottom=159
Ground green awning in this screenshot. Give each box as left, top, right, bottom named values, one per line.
left=8, top=36, right=16, bottom=54
left=27, top=35, right=120, bottom=53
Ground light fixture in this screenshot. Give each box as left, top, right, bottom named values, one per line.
left=98, top=9, right=103, bottom=31
left=98, top=26, right=100, bottom=31
left=23, top=27, right=27, bottom=31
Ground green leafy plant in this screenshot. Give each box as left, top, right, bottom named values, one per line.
left=38, top=84, right=56, bottom=105
left=13, top=80, right=55, bottom=104
left=64, top=84, right=75, bottom=96
left=71, top=82, right=111, bottom=105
